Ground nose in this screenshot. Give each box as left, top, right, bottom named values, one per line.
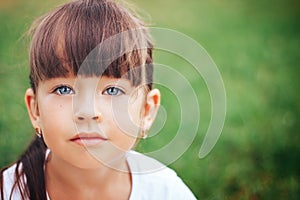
left=72, top=92, right=102, bottom=124
left=74, top=111, right=102, bottom=123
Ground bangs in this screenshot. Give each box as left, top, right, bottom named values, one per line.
left=29, top=0, right=153, bottom=92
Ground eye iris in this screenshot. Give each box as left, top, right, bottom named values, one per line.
left=59, top=87, right=70, bottom=94
left=108, top=87, right=118, bottom=95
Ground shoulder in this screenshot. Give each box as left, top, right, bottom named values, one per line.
left=127, top=151, right=197, bottom=200
left=1, top=163, right=25, bottom=199
left=2, top=164, right=18, bottom=191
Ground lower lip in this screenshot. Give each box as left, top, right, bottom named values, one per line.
left=71, top=138, right=107, bottom=147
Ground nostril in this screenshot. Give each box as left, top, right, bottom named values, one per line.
left=78, top=116, right=85, bottom=120
left=92, top=116, right=97, bottom=120
left=74, top=112, right=102, bottom=122
left=92, top=116, right=100, bottom=121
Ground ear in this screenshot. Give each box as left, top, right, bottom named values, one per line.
left=25, top=88, right=41, bottom=129
left=142, top=89, right=161, bottom=131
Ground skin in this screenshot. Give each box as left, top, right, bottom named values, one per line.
left=25, top=75, right=160, bottom=200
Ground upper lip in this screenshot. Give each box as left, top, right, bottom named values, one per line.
left=70, top=132, right=108, bottom=141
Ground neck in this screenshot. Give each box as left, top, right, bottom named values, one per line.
left=45, top=151, right=132, bottom=198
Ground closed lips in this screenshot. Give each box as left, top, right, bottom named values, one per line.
left=71, top=133, right=107, bottom=140
left=70, top=133, right=107, bottom=146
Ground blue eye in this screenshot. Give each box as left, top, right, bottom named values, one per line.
left=54, top=86, right=74, bottom=95
left=104, top=87, right=124, bottom=96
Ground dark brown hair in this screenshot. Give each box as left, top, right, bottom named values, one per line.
left=1, top=0, right=153, bottom=199
left=29, top=0, right=153, bottom=93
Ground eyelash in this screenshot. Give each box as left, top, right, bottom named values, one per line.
left=103, top=87, right=125, bottom=96
left=53, top=85, right=125, bottom=96
left=53, top=85, right=75, bottom=95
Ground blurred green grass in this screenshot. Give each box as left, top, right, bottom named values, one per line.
left=1, top=0, right=299, bottom=199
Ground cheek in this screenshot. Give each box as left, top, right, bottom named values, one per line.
left=128, top=103, right=142, bottom=126
left=38, top=99, right=74, bottom=138
left=128, top=95, right=145, bottom=125
left=108, top=97, right=142, bottom=138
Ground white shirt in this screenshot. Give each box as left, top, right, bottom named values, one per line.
left=2, top=150, right=197, bottom=200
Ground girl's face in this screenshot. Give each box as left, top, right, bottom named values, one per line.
left=25, top=76, right=160, bottom=170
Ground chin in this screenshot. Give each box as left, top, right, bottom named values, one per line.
left=72, top=157, right=104, bottom=170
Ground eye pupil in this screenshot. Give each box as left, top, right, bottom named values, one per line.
left=109, top=87, right=117, bottom=95
left=60, top=87, right=68, bottom=94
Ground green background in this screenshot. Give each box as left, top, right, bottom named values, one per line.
left=0, top=0, right=299, bottom=199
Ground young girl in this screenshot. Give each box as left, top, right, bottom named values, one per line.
left=0, top=0, right=196, bottom=199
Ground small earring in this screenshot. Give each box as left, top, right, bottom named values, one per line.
left=141, top=129, right=148, bottom=139
left=35, top=128, right=42, bottom=138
